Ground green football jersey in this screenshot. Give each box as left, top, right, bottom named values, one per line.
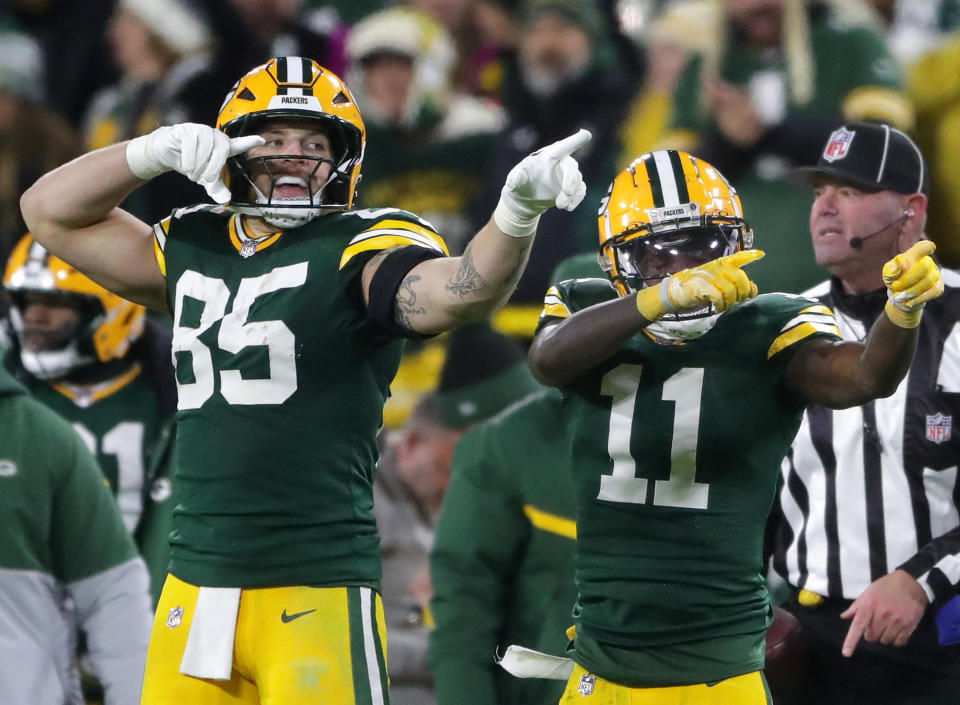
left=154, top=205, right=447, bottom=588
left=536, top=278, right=841, bottom=686
left=21, top=367, right=165, bottom=535
left=0, top=364, right=137, bottom=580
left=430, top=389, right=578, bottom=705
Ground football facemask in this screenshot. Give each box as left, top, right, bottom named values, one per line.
left=216, top=57, right=366, bottom=228
left=3, top=234, right=146, bottom=379
left=598, top=150, right=754, bottom=339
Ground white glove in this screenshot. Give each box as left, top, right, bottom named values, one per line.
left=493, top=128, right=592, bottom=237
left=125, top=123, right=265, bottom=203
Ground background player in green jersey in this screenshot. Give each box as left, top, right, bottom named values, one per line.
left=430, top=387, right=577, bottom=705
left=20, top=55, right=591, bottom=705
left=526, top=149, right=944, bottom=704
left=0, top=362, right=153, bottom=705
left=2, top=232, right=176, bottom=604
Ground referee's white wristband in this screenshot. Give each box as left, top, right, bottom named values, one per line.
left=125, top=135, right=167, bottom=180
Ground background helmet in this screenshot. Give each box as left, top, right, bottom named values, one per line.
left=216, top=56, right=366, bottom=226
left=3, top=234, right=146, bottom=379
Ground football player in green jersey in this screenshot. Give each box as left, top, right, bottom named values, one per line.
left=526, top=150, right=944, bottom=704
left=0, top=362, right=153, bottom=705
left=21, top=55, right=591, bottom=705
left=2, top=232, right=176, bottom=603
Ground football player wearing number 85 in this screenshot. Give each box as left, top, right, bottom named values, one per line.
left=525, top=150, right=943, bottom=704
left=20, top=56, right=591, bottom=705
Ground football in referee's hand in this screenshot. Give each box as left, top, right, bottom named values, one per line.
left=764, top=607, right=806, bottom=703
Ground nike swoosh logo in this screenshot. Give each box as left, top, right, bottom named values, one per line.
left=280, top=608, right=316, bottom=623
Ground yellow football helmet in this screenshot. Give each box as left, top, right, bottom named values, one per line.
left=216, top=56, right=366, bottom=226
left=3, top=234, right=146, bottom=380
left=599, top=150, right=754, bottom=298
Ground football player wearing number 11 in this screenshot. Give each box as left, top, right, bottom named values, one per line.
left=20, top=56, right=591, bottom=705
left=527, top=150, right=944, bottom=704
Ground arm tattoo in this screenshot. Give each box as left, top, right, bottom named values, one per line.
left=445, top=245, right=488, bottom=299
left=395, top=273, right=427, bottom=329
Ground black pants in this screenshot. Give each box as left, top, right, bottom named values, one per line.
left=781, top=593, right=960, bottom=705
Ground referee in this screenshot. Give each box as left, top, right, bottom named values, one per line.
left=769, top=122, right=960, bottom=704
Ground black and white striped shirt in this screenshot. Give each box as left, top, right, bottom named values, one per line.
left=771, top=270, right=960, bottom=606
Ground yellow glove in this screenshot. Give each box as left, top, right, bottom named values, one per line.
left=882, top=241, right=944, bottom=328
left=635, top=249, right=764, bottom=321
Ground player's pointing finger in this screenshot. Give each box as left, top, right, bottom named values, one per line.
left=540, top=129, right=592, bottom=160
left=722, top=249, right=765, bottom=269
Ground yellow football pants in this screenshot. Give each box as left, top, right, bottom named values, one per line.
left=140, top=575, right=389, bottom=705
left=559, top=663, right=770, bottom=705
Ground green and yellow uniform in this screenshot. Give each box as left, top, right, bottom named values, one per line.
left=536, top=279, right=841, bottom=690
left=430, top=389, right=578, bottom=705
left=2, top=341, right=176, bottom=604
left=155, top=204, right=448, bottom=589
left=140, top=204, right=448, bottom=705
left=0, top=364, right=152, bottom=705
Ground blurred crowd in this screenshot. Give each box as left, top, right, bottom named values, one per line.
left=2, top=0, right=956, bottom=295
left=1, top=0, right=960, bottom=704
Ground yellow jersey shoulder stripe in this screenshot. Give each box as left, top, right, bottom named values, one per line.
left=152, top=219, right=171, bottom=276
left=767, top=305, right=841, bottom=359
left=522, top=504, right=577, bottom=539
left=360, top=218, right=446, bottom=245
left=339, top=220, right=449, bottom=270
left=540, top=286, right=571, bottom=319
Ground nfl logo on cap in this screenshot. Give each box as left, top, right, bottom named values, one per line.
left=823, top=127, right=855, bottom=163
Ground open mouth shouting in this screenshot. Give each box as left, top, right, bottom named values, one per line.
left=272, top=175, right=312, bottom=200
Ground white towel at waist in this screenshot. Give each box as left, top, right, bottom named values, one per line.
left=179, top=587, right=241, bottom=680
left=497, top=645, right=575, bottom=681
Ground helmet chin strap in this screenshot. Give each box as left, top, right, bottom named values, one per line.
left=259, top=204, right=323, bottom=229
left=8, top=306, right=93, bottom=379
left=240, top=166, right=342, bottom=229
left=20, top=342, right=94, bottom=380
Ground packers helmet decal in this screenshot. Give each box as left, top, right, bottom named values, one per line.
left=598, top=150, right=754, bottom=298
left=217, top=56, right=366, bottom=227
left=3, top=234, right=146, bottom=379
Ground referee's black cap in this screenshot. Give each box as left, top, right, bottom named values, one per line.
left=789, top=122, right=928, bottom=196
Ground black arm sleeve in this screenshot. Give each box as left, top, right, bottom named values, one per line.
left=367, top=246, right=446, bottom=339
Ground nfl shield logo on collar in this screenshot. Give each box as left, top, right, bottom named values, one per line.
left=577, top=673, right=596, bottom=696
left=166, top=606, right=185, bottom=629
left=926, top=413, right=952, bottom=444
left=240, top=240, right=257, bottom=258
left=823, top=127, right=855, bottom=162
